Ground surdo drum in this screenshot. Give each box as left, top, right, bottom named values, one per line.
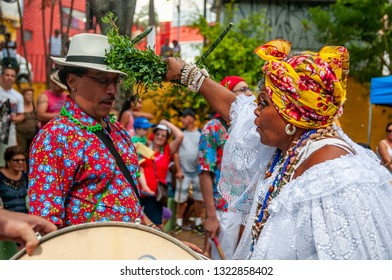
left=12, top=222, right=203, bottom=260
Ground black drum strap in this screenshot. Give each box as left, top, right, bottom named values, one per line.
left=94, top=129, right=141, bottom=205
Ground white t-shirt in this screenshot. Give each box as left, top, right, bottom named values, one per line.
left=49, top=35, right=62, bottom=56
left=0, top=87, right=24, bottom=145
left=179, top=129, right=201, bottom=175
left=2, top=41, right=16, bottom=58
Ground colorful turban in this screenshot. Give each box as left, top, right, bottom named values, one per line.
left=220, top=76, right=245, bottom=91
left=254, top=39, right=349, bottom=129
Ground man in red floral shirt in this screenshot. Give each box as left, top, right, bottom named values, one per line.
left=28, top=34, right=147, bottom=228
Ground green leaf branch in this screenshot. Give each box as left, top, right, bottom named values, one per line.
left=103, top=12, right=167, bottom=94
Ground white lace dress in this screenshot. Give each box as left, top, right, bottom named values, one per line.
left=219, top=94, right=392, bottom=260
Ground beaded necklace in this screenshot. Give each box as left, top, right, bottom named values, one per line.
left=60, top=106, right=115, bottom=132
left=249, top=129, right=316, bottom=254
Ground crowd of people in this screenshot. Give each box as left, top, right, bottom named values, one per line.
left=160, top=38, right=181, bottom=58
left=1, top=32, right=392, bottom=261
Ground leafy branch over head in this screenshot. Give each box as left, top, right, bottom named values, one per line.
left=103, top=12, right=167, bottom=94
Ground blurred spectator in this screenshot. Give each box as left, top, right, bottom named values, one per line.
left=37, top=71, right=67, bottom=128
left=160, top=38, right=172, bottom=58
left=16, top=88, right=39, bottom=154
left=0, top=145, right=28, bottom=259
left=174, top=108, right=203, bottom=235
left=198, top=76, right=252, bottom=259
left=49, top=29, right=62, bottom=57
left=0, top=66, right=24, bottom=167
left=119, top=96, right=153, bottom=137
left=377, top=122, right=392, bottom=173
left=172, top=40, right=181, bottom=58
left=132, top=116, right=155, bottom=196
left=0, top=33, right=18, bottom=71
left=140, top=120, right=183, bottom=229
left=0, top=145, right=28, bottom=213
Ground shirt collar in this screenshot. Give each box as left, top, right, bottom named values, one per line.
left=63, top=96, right=111, bottom=129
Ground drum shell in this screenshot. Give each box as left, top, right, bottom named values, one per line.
left=12, top=222, right=203, bottom=260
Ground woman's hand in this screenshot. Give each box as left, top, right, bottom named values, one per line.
left=165, top=57, right=186, bottom=81
left=181, top=240, right=203, bottom=254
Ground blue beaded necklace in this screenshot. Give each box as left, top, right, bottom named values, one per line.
left=249, top=129, right=316, bottom=254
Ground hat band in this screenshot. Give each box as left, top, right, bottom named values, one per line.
left=66, top=55, right=107, bottom=65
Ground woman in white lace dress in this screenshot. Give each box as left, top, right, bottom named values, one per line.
left=165, top=39, right=392, bottom=259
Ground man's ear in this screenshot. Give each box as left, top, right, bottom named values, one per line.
left=66, top=74, right=77, bottom=91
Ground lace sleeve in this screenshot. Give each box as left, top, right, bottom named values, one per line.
left=219, top=95, right=275, bottom=222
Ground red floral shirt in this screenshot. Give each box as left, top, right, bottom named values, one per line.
left=28, top=96, right=142, bottom=227
left=198, top=118, right=229, bottom=211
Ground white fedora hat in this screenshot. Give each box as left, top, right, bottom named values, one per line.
left=51, top=33, right=126, bottom=76
left=50, top=70, right=67, bottom=90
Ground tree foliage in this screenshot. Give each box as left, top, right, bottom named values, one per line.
left=309, top=0, right=392, bottom=82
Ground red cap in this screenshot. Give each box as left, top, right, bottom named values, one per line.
left=220, top=76, right=245, bottom=91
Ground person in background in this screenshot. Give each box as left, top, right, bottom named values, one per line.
left=220, top=76, right=253, bottom=97
left=174, top=108, right=203, bottom=235
left=36, top=70, right=67, bottom=128
left=132, top=117, right=154, bottom=146
left=140, top=120, right=183, bottom=230
left=119, top=96, right=153, bottom=137
left=172, top=40, right=181, bottom=58
left=0, top=146, right=29, bottom=260
left=165, top=39, right=392, bottom=259
left=197, top=76, right=253, bottom=259
left=49, top=29, right=62, bottom=57
left=132, top=116, right=155, bottom=196
left=16, top=88, right=39, bottom=154
left=377, top=122, right=392, bottom=172
left=0, top=146, right=28, bottom=213
left=0, top=33, right=18, bottom=70
left=0, top=65, right=24, bottom=167
left=160, top=38, right=172, bottom=58
left=0, top=208, right=57, bottom=256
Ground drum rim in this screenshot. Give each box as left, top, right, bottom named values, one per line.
left=11, top=221, right=202, bottom=260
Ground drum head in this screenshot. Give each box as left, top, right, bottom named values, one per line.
left=12, top=222, right=203, bottom=260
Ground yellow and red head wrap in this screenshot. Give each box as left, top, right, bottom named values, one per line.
left=254, top=39, right=349, bottom=129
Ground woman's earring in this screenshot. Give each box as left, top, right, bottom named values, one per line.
left=285, top=124, right=297, bottom=136
left=72, top=87, right=77, bottom=93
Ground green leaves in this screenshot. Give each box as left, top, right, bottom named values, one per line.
left=189, top=10, right=269, bottom=86
left=103, top=13, right=167, bottom=94
left=309, top=0, right=392, bottom=82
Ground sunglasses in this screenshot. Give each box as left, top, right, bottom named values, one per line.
left=155, top=133, right=168, bottom=138
left=85, top=75, right=123, bottom=87
left=233, top=86, right=251, bottom=93
left=12, top=158, right=26, bottom=163
left=387, top=129, right=392, bottom=133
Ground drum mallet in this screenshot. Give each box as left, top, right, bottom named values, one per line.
left=212, top=237, right=226, bottom=260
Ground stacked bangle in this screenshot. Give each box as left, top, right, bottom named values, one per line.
left=180, top=63, right=210, bottom=92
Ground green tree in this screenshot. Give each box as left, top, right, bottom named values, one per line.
left=191, top=10, right=270, bottom=85
left=309, top=0, right=392, bottom=82
left=152, top=6, right=270, bottom=122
